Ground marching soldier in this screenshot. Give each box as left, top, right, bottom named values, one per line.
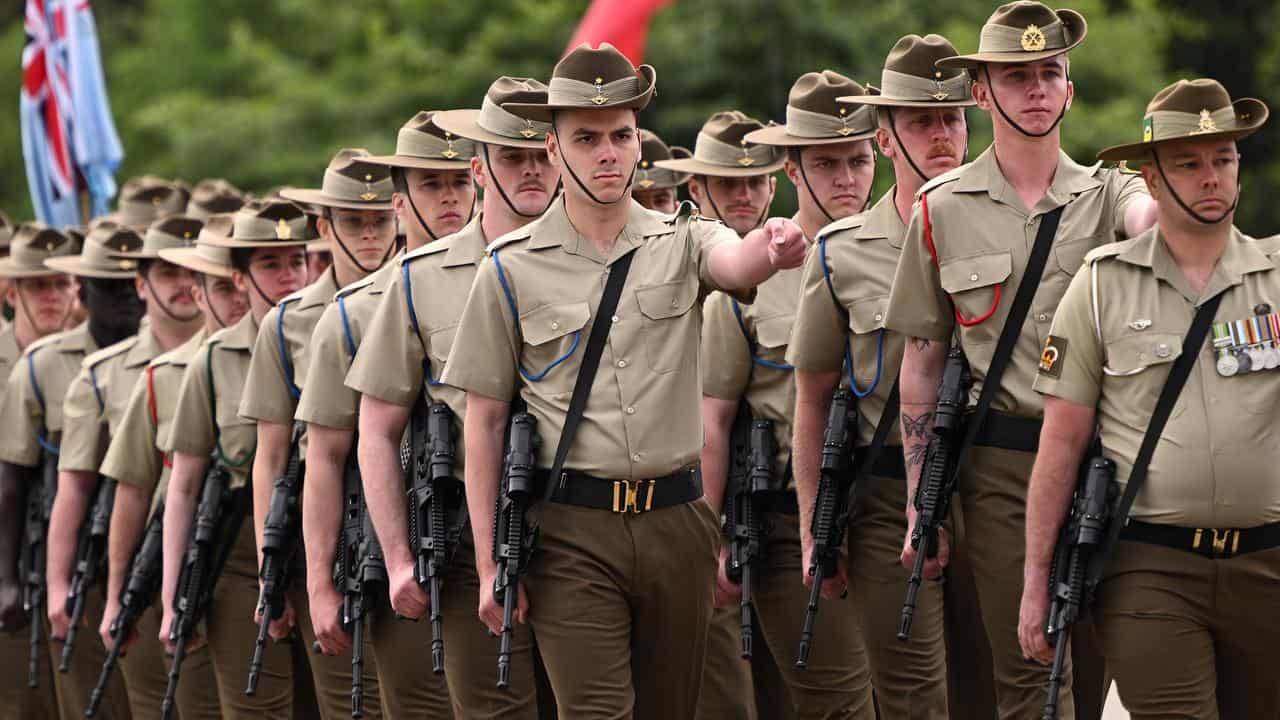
left=631, top=130, right=690, bottom=213
left=884, top=3, right=1157, bottom=717
left=158, top=200, right=313, bottom=718
left=440, top=43, right=806, bottom=718
left=0, top=223, right=80, bottom=719
left=98, top=215, right=246, bottom=720
left=242, top=149, right=399, bottom=718
left=1022, top=79, right=1280, bottom=719
left=349, top=77, right=560, bottom=717
left=297, top=111, right=477, bottom=718
left=788, top=39, right=976, bottom=718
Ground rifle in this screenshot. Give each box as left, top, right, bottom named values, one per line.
left=88, top=499, right=165, bottom=717
left=20, top=454, right=57, bottom=688
left=1041, top=453, right=1116, bottom=720
left=246, top=422, right=304, bottom=696
left=60, top=478, right=116, bottom=672
left=797, top=387, right=856, bottom=668
left=406, top=398, right=466, bottom=674
left=898, top=347, right=972, bottom=641
left=492, top=411, right=539, bottom=689
left=336, top=451, right=385, bottom=719
left=723, top=408, right=775, bottom=660
left=161, top=460, right=248, bottom=720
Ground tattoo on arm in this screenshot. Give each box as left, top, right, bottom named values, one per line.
left=902, top=411, right=934, bottom=440
left=910, top=337, right=933, bottom=351
left=906, top=443, right=929, bottom=469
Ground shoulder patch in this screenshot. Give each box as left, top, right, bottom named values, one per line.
left=917, top=165, right=964, bottom=197
left=1038, top=335, right=1068, bottom=378
left=84, top=336, right=137, bottom=370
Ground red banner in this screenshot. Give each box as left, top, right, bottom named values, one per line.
left=565, top=0, right=673, bottom=64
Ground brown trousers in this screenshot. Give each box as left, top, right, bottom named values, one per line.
left=47, top=585, right=130, bottom=719
left=696, top=585, right=800, bottom=720
left=526, top=496, right=720, bottom=719
left=1097, top=541, right=1280, bottom=719
left=0, top=624, right=58, bottom=720
left=124, top=605, right=222, bottom=720
left=292, top=583, right=383, bottom=720
left=941, top=503, right=999, bottom=720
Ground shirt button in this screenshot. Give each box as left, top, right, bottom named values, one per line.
left=1156, top=343, right=1172, bottom=358
left=874, top=313, right=883, bottom=322
left=670, top=299, right=678, bottom=308
left=617, top=359, right=628, bottom=368
left=1037, top=313, right=1048, bottom=322
left=611, top=315, right=620, bottom=323
left=969, top=273, right=979, bottom=282
left=626, top=406, right=635, bottom=415
left=551, top=321, right=560, bottom=330
left=632, top=453, right=642, bottom=462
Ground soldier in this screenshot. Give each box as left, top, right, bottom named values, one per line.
left=158, top=200, right=312, bottom=718
left=0, top=223, right=80, bottom=719
left=439, top=43, right=806, bottom=718
left=631, top=130, right=690, bottom=213
left=1021, top=79, right=1280, bottom=719
left=298, top=111, right=477, bottom=718
left=241, top=149, right=397, bottom=718
left=96, top=215, right=246, bottom=720
left=786, top=40, right=975, bottom=718
left=45, top=215, right=208, bottom=719
left=349, top=77, right=559, bottom=717
left=884, top=3, right=1158, bottom=718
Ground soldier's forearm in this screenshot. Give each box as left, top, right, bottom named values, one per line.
left=48, top=469, right=97, bottom=596
left=899, top=338, right=948, bottom=508
left=357, top=399, right=414, bottom=573
left=708, top=227, right=775, bottom=292
left=463, top=397, right=509, bottom=578
left=699, top=396, right=737, bottom=515
left=793, top=370, right=839, bottom=541
left=1025, top=398, right=1097, bottom=585
left=301, top=425, right=347, bottom=595
left=161, top=453, right=204, bottom=614
left=0, top=464, right=25, bottom=585
left=105, top=483, right=150, bottom=604
left=251, top=421, right=292, bottom=565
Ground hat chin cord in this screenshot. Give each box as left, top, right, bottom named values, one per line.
left=984, top=67, right=1068, bottom=139
left=481, top=145, right=560, bottom=220
left=325, top=208, right=397, bottom=275
left=143, top=270, right=201, bottom=324
left=397, top=169, right=476, bottom=244
left=1152, top=154, right=1238, bottom=225
left=551, top=125, right=637, bottom=207
left=15, top=285, right=72, bottom=337
left=198, top=274, right=231, bottom=330
left=888, top=108, right=972, bottom=187
left=244, top=266, right=280, bottom=309
left=699, top=177, right=772, bottom=235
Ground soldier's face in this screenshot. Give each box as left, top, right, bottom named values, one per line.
left=689, top=175, right=775, bottom=237
left=877, top=107, right=969, bottom=182
left=139, top=261, right=199, bottom=320
left=549, top=109, right=642, bottom=206
left=477, top=147, right=558, bottom=217
left=1144, top=139, right=1240, bottom=226
left=193, top=273, right=249, bottom=330
left=9, top=274, right=74, bottom=335
left=976, top=57, right=1073, bottom=136
left=395, top=168, right=475, bottom=239
left=785, top=141, right=876, bottom=221
left=632, top=187, right=677, bottom=214
left=321, top=208, right=397, bottom=271
left=235, top=247, right=307, bottom=315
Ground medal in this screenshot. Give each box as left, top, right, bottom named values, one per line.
left=1235, top=347, right=1253, bottom=374
left=1217, top=350, right=1239, bottom=377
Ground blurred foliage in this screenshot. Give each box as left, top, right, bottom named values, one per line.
left=0, top=0, right=1274, bottom=232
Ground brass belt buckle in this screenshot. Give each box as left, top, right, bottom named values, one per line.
left=1193, top=527, right=1241, bottom=557
left=612, top=479, right=654, bottom=514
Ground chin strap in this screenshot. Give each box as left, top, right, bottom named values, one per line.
left=984, top=67, right=1069, bottom=139
left=550, top=125, right=636, bottom=207
left=15, top=285, right=72, bottom=336
left=481, top=145, right=559, bottom=219
left=244, top=266, right=278, bottom=309
left=324, top=208, right=396, bottom=275
left=795, top=149, right=838, bottom=224
left=1152, top=154, right=1238, bottom=225
left=886, top=108, right=971, bottom=186
left=143, top=270, right=201, bottom=323
left=698, top=177, right=772, bottom=233
left=399, top=172, right=477, bottom=243
left=199, top=275, right=231, bottom=329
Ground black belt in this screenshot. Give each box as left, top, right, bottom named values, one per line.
left=854, top=444, right=906, bottom=480
left=538, top=467, right=702, bottom=513
left=972, top=411, right=1041, bottom=453
left=1121, top=519, right=1280, bottom=560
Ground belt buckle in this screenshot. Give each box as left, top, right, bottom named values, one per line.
left=1192, top=527, right=1240, bottom=558
left=612, top=479, right=654, bottom=514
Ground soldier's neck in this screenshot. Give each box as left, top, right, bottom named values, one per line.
left=148, top=310, right=201, bottom=352
left=1161, top=217, right=1232, bottom=294
left=12, top=314, right=43, bottom=353
left=992, top=128, right=1061, bottom=211
left=895, top=174, right=925, bottom=226
left=333, top=261, right=365, bottom=290
left=795, top=205, right=830, bottom=242
left=481, top=201, right=529, bottom=243
left=563, top=192, right=629, bottom=256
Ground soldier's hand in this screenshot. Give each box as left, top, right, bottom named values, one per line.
left=763, top=217, right=806, bottom=270
left=46, top=587, right=71, bottom=642
left=388, top=562, right=428, bottom=620
left=99, top=600, right=128, bottom=653
left=478, top=568, right=528, bottom=637
left=158, top=609, right=175, bottom=654
left=309, top=586, right=351, bottom=656
left=0, top=579, right=26, bottom=631
left=1018, top=583, right=1054, bottom=666
left=800, top=533, right=849, bottom=600
left=900, top=515, right=950, bottom=580
left=713, top=546, right=740, bottom=609
left=266, top=597, right=296, bottom=642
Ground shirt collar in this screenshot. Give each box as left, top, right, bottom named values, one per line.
left=123, top=327, right=165, bottom=368
left=527, top=196, right=653, bottom=266
left=853, top=189, right=907, bottom=247
left=218, top=312, right=260, bottom=351
left=441, top=214, right=488, bottom=269
left=1118, top=226, right=1270, bottom=302
left=953, top=147, right=1102, bottom=212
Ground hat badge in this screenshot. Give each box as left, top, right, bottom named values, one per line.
left=520, top=119, right=538, bottom=139
left=360, top=173, right=379, bottom=201
left=1021, top=24, right=1047, bottom=52
left=46, top=241, right=56, bottom=251
left=836, top=107, right=854, bottom=136
left=932, top=71, right=950, bottom=101
left=276, top=218, right=292, bottom=240
left=441, top=132, right=460, bottom=160
left=737, top=138, right=756, bottom=167
left=591, top=77, right=609, bottom=106
left=1193, top=109, right=1219, bottom=135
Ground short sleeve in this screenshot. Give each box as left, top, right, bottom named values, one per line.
left=700, top=292, right=752, bottom=401
left=101, top=371, right=160, bottom=494
left=346, top=266, right=426, bottom=407
left=438, top=256, right=520, bottom=402
left=296, top=302, right=359, bottom=430
left=885, top=199, right=955, bottom=342
left=58, top=365, right=106, bottom=472
left=1032, top=266, right=1103, bottom=408
left=164, top=344, right=217, bottom=457
left=238, top=305, right=296, bottom=424
left=1110, top=171, right=1150, bottom=240
left=0, top=358, right=42, bottom=466
left=786, top=240, right=849, bottom=372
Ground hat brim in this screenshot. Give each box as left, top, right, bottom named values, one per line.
left=306, top=240, right=332, bottom=254
left=503, top=66, right=657, bottom=124
left=432, top=109, right=548, bottom=150
left=43, top=256, right=137, bottom=279
left=200, top=236, right=314, bottom=250
left=278, top=188, right=393, bottom=212
left=362, top=154, right=474, bottom=171
left=743, top=124, right=878, bottom=148
left=0, top=258, right=64, bottom=279
left=157, top=247, right=233, bottom=279
left=1097, top=98, right=1269, bottom=163
left=653, top=156, right=786, bottom=178
left=839, top=91, right=977, bottom=109
left=937, top=9, right=1087, bottom=70
left=633, top=172, right=690, bottom=191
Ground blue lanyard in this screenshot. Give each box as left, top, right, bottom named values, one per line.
left=402, top=261, right=444, bottom=387
left=820, top=236, right=884, bottom=399
left=492, top=248, right=581, bottom=383
left=729, top=299, right=794, bottom=371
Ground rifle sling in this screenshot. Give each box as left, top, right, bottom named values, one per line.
left=853, top=379, right=900, bottom=496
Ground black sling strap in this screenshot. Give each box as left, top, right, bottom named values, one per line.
left=953, top=205, right=1064, bottom=472
left=1089, top=290, right=1225, bottom=585
left=853, top=379, right=901, bottom=494
left=540, top=250, right=636, bottom=502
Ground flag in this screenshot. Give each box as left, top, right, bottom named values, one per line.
left=22, top=0, right=123, bottom=226
left=566, top=0, right=673, bottom=65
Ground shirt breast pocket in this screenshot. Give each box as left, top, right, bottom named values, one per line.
left=518, top=301, right=590, bottom=392
left=1103, top=332, right=1187, bottom=429
left=753, top=314, right=793, bottom=366
left=427, top=324, right=458, bottom=383
left=636, top=278, right=699, bottom=374
left=847, top=295, right=889, bottom=385
left=939, top=250, right=1012, bottom=334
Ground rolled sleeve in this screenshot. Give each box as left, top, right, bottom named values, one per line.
left=101, top=373, right=160, bottom=493
left=0, top=360, right=42, bottom=466
left=58, top=367, right=106, bottom=472
left=163, top=347, right=217, bottom=458
left=346, top=270, right=425, bottom=408
left=296, top=303, right=359, bottom=430
left=439, top=257, right=519, bottom=402
left=238, top=305, right=296, bottom=424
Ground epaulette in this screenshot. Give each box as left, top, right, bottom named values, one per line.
left=149, top=347, right=182, bottom=369
left=83, top=335, right=137, bottom=371
left=25, top=329, right=67, bottom=356
left=1083, top=240, right=1130, bottom=265
left=334, top=275, right=375, bottom=302
left=916, top=165, right=965, bottom=198
left=403, top=237, right=450, bottom=264
left=1115, top=160, right=1142, bottom=176
left=815, top=211, right=867, bottom=243
left=1252, top=233, right=1280, bottom=259
left=484, top=226, right=533, bottom=256
left=278, top=288, right=305, bottom=307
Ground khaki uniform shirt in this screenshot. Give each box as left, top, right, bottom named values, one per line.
left=886, top=148, right=1148, bottom=418
left=58, top=329, right=166, bottom=472
left=787, top=191, right=909, bottom=448
left=346, top=215, right=489, bottom=468
left=162, top=314, right=259, bottom=489
left=441, top=198, right=745, bottom=480
left=101, top=328, right=208, bottom=503
left=702, top=266, right=803, bottom=486
left=1034, top=228, right=1280, bottom=528
left=0, top=323, right=97, bottom=467
left=295, top=264, right=393, bottom=431
left=240, top=268, right=340, bottom=425
left=0, top=325, right=21, bottom=394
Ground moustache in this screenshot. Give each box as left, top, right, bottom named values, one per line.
left=926, top=142, right=960, bottom=160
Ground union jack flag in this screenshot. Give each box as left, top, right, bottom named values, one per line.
left=21, top=0, right=122, bottom=226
